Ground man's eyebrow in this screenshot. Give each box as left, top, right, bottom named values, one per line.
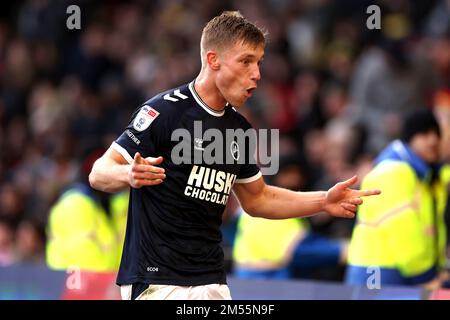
left=238, top=54, right=264, bottom=60
left=239, top=54, right=256, bottom=59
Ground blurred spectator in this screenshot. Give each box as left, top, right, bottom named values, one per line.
left=346, top=108, right=450, bottom=289
left=0, top=219, right=15, bottom=266
left=423, top=0, right=450, bottom=38
left=434, top=89, right=450, bottom=162
left=15, top=218, right=45, bottom=264
left=348, top=38, right=424, bottom=153
left=0, top=183, right=25, bottom=227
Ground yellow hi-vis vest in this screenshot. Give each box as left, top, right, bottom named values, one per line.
left=233, top=211, right=307, bottom=269
left=348, top=161, right=449, bottom=278
left=46, top=188, right=129, bottom=272
left=110, top=191, right=129, bottom=267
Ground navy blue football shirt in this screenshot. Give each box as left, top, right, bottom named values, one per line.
left=113, top=81, right=261, bottom=286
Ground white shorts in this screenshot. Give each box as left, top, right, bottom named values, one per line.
left=120, top=283, right=232, bottom=300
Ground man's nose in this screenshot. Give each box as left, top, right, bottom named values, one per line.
left=251, top=65, right=261, bottom=82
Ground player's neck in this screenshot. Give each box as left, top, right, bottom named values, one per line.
left=194, top=74, right=227, bottom=112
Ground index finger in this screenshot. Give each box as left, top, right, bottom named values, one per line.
left=355, top=189, right=381, bottom=197
left=133, top=163, right=165, bottom=173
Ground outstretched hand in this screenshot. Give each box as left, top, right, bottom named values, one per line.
left=128, top=152, right=166, bottom=188
left=324, top=175, right=381, bottom=218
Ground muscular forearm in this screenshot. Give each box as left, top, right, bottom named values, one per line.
left=247, top=185, right=327, bottom=219
left=89, top=157, right=131, bottom=193
left=236, top=175, right=379, bottom=220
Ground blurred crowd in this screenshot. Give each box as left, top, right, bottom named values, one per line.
left=0, top=0, right=449, bottom=283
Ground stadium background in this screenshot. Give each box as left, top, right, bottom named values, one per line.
left=0, top=0, right=449, bottom=299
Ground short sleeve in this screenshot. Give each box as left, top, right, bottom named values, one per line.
left=235, top=165, right=262, bottom=183
left=112, top=104, right=163, bottom=163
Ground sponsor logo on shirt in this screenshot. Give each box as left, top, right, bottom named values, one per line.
left=125, top=129, right=141, bottom=145
left=184, top=165, right=236, bottom=205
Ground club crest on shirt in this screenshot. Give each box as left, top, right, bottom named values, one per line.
left=133, top=105, right=159, bottom=132
left=230, top=140, right=240, bottom=161
left=194, top=138, right=205, bottom=151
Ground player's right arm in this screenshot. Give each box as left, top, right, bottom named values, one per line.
left=90, top=99, right=170, bottom=193
left=89, top=148, right=166, bottom=193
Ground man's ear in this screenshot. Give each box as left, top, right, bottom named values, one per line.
left=206, top=50, right=220, bottom=70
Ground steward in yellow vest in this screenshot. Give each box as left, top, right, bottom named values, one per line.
left=46, top=183, right=128, bottom=272
left=346, top=109, right=450, bottom=287
left=46, top=148, right=129, bottom=272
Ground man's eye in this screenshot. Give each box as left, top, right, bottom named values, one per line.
left=242, top=60, right=250, bottom=65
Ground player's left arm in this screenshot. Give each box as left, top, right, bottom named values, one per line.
left=232, top=175, right=381, bottom=219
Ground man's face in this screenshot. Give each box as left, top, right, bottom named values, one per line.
left=215, top=40, right=264, bottom=107
left=410, top=130, right=441, bottom=164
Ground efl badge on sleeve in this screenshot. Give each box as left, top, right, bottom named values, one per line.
left=133, top=105, right=160, bottom=132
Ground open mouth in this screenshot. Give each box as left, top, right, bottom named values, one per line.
left=246, top=88, right=256, bottom=96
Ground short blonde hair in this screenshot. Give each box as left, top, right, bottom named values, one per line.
left=200, top=11, right=267, bottom=66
